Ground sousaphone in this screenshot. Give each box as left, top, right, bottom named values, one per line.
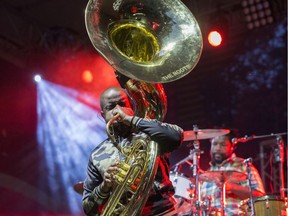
left=85, top=0, right=203, bottom=215
left=85, top=0, right=203, bottom=83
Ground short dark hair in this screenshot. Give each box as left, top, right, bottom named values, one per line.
left=99, top=87, right=126, bottom=110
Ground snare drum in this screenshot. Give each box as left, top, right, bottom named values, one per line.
left=253, top=195, right=286, bottom=216
left=169, top=171, right=194, bottom=200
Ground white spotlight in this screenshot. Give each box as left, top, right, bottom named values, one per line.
left=34, top=74, right=42, bottom=82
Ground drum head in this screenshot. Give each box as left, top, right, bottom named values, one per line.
left=169, top=171, right=194, bottom=200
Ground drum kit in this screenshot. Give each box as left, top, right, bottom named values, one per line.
left=170, top=126, right=231, bottom=216
left=169, top=126, right=287, bottom=216
left=73, top=127, right=287, bottom=216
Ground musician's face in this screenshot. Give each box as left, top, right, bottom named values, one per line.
left=210, top=136, right=233, bottom=164
left=101, top=87, right=131, bottom=123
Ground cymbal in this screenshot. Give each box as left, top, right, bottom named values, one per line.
left=183, top=129, right=230, bottom=141
left=199, top=170, right=247, bottom=184
left=73, top=181, right=84, bottom=195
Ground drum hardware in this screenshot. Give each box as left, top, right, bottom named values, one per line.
left=199, top=170, right=248, bottom=216
left=174, top=131, right=286, bottom=216
left=234, top=132, right=287, bottom=198
left=239, top=198, right=250, bottom=215
left=275, top=135, right=286, bottom=198
left=170, top=171, right=195, bottom=201
left=285, top=197, right=288, bottom=216
left=172, top=154, right=194, bottom=168
left=250, top=195, right=287, bottom=216
left=190, top=125, right=204, bottom=216
left=198, top=170, right=247, bottom=185
left=232, top=132, right=287, bottom=144
left=188, top=125, right=230, bottom=215
left=173, top=125, right=230, bottom=215
left=243, top=195, right=288, bottom=215
left=243, top=157, right=256, bottom=216
left=201, top=196, right=212, bottom=216
left=183, top=128, right=230, bottom=142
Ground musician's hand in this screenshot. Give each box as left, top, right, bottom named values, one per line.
left=101, top=162, right=120, bottom=193
left=112, top=105, right=134, bottom=125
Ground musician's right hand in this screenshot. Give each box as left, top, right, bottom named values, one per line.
left=112, top=105, right=134, bottom=125
left=101, top=161, right=120, bottom=193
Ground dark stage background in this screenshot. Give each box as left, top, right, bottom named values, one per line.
left=0, top=0, right=287, bottom=215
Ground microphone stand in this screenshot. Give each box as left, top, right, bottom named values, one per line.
left=275, top=135, right=286, bottom=198
left=234, top=132, right=287, bottom=197
left=244, top=158, right=255, bottom=216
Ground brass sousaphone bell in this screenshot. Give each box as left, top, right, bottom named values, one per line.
left=85, top=0, right=203, bottom=83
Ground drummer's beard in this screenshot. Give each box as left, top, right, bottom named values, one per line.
left=211, top=152, right=229, bottom=165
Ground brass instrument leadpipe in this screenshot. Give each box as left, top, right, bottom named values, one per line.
left=106, top=113, right=124, bottom=154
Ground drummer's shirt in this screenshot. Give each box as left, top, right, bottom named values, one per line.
left=200, top=153, right=265, bottom=216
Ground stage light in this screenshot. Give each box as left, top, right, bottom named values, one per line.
left=206, top=13, right=229, bottom=48
left=241, top=0, right=274, bottom=29
left=34, top=74, right=42, bottom=82
left=82, top=69, right=93, bottom=83
left=37, top=79, right=106, bottom=214
left=208, top=31, right=223, bottom=47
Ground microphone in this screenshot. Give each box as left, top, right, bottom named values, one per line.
left=243, top=157, right=253, bottom=164
left=232, top=135, right=254, bottom=145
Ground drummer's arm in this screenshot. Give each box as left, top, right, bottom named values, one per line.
left=225, top=182, right=265, bottom=199
left=226, top=165, right=266, bottom=199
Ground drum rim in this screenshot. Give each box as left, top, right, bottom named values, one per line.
left=169, top=171, right=192, bottom=179
left=254, top=195, right=284, bottom=202
left=169, top=171, right=194, bottom=201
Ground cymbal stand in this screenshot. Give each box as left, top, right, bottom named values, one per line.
left=219, top=177, right=226, bottom=216
left=243, top=157, right=255, bottom=216
left=190, top=125, right=203, bottom=216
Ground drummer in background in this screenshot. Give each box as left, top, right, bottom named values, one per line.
left=200, top=133, right=266, bottom=216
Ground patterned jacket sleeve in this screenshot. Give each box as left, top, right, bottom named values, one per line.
left=131, top=116, right=184, bottom=154
left=82, top=154, right=109, bottom=216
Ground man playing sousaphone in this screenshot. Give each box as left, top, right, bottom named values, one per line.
left=83, top=0, right=203, bottom=214
left=82, top=86, right=184, bottom=215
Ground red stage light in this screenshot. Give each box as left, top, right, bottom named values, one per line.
left=208, top=30, right=223, bottom=47
left=82, top=70, right=93, bottom=83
